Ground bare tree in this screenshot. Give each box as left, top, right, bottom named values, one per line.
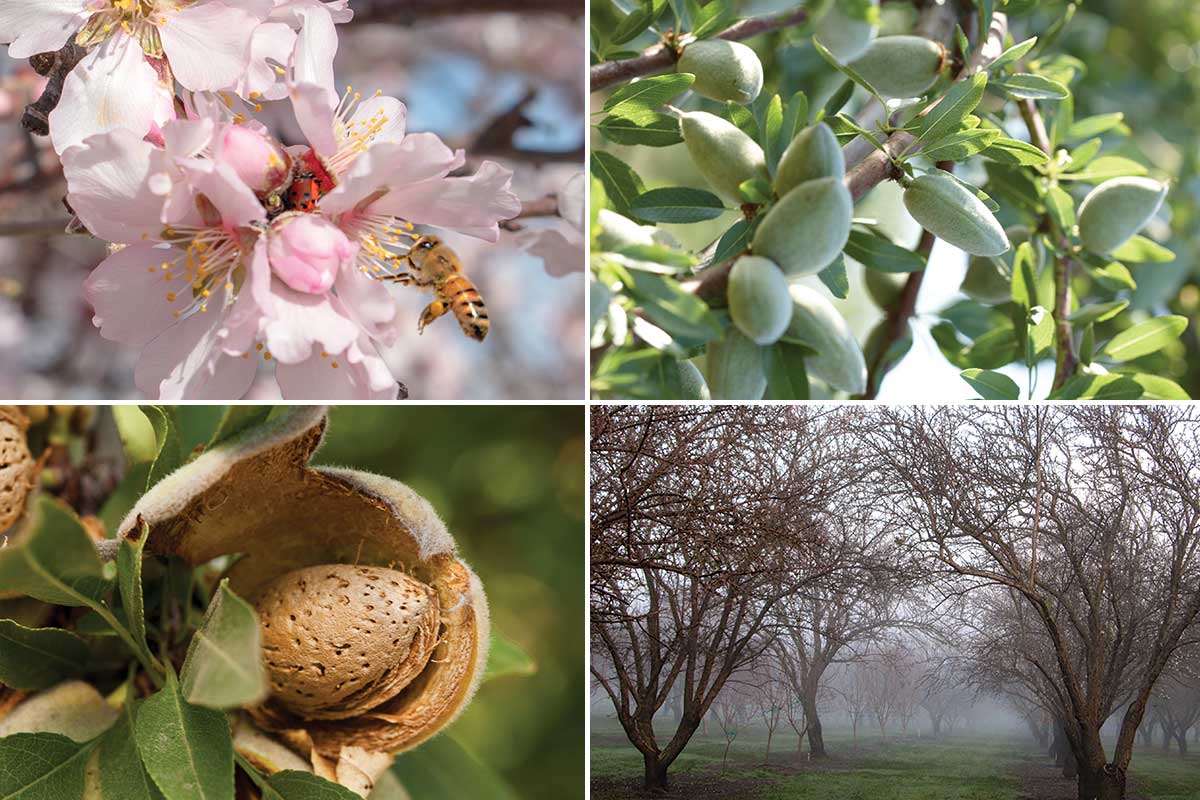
left=866, top=406, right=1200, bottom=800
left=590, top=405, right=858, bottom=791
left=712, top=687, right=745, bottom=773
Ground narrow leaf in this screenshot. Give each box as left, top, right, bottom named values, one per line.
left=986, top=36, right=1037, bottom=73
left=180, top=580, right=267, bottom=709
left=100, top=703, right=165, bottom=800
left=916, top=72, right=987, bottom=146
left=0, top=620, right=88, bottom=690
left=590, top=152, right=646, bottom=218
left=0, top=733, right=91, bottom=800
left=981, top=137, right=1050, bottom=166
left=1109, top=235, right=1175, bottom=263
left=629, top=187, right=725, bottom=224
left=992, top=73, right=1070, bottom=100
left=1099, top=316, right=1188, bottom=362
left=960, top=368, right=1019, bottom=400
left=844, top=229, right=927, bottom=273
left=763, top=343, right=811, bottom=400
left=135, top=672, right=235, bottom=800
left=0, top=496, right=109, bottom=607
left=603, top=73, right=694, bottom=115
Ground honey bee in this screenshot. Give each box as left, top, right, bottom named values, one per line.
left=387, top=236, right=489, bottom=342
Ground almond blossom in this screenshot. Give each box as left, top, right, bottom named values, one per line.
left=60, top=85, right=520, bottom=399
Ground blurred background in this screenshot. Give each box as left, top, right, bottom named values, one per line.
left=591, top=0, right=1200, bottom=399
left=0, top=1, right=586, bottom=400
left=21, top=403, right=586, bottom=798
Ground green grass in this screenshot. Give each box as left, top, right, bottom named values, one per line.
left=591, top=718, right=1200, bottom=799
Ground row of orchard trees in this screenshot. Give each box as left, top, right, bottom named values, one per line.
left=590, top=406, right=1200, bottom=800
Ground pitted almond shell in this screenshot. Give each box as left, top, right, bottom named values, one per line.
left=254, top=564, right=441, bottom=721
left=116, top=407, right=490, bottom=758
left=0, top=406, right=34, bottom=535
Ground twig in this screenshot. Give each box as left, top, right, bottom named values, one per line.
left=1018, top=97, right=1077, bottom=389
left=0, top=218, right=74, bottom=238
left=500, top=194, right=560, bottom=231
left=348, top=0, right=581, bottom=20
left=590, top=7, right=810, bottom=92
left=22, top=42, right=86, bottom=136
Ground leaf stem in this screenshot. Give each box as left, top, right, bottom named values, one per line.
left=89, top=600, right=166, bottom=689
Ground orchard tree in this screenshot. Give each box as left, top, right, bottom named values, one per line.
left=866, top=405, right=1200, bottom=800
left=590, top=0, right=1188, bottom=401
left=589, top=405, right=859, bottom=791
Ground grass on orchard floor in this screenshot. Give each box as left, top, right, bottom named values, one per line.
left=590, top=718, right=1200, bottom=799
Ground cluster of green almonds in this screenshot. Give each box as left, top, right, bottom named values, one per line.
left=685, top=112, right=864, bottom=399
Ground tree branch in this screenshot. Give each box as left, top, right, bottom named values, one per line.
left=22, top=42, right=86, bottom=136
left=500, top=194, right=560, bottom=231
left=1018, top=97, right=1078, bottom=390
left=590, top=7, right=810, bottom=92
left=348, top=0, right=581, bottom=20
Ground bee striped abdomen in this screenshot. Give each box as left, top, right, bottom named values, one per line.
left=442, top=275, right=489, bottom=341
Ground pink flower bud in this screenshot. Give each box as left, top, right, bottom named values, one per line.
left=219, top=125, right=290, bottom=194
left=268, top=214, right=356, bottom=294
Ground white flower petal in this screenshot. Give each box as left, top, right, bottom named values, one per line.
left=84, top=242, right=190, bottom=346
left=292, top=3, right=337, bottom=105
left=274, top=339, right=398, bottom=400
left=49, top=34, right=165, bottom=154
left=0, top=0, right=88, bottom=58
left=369, top=161, right=521, bottom=242
left=158, top=0, right=261, bottom=91
left=134, top=289, right=257, bottom=399
left=262, top=280, right=359, bottom=364
left=61, top=127, right=167, bottom=242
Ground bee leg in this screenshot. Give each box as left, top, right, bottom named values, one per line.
left=417, top=300, right=450, bottom=335
left=383, top=271, right=415, bottom=286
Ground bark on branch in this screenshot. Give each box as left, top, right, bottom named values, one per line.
left=590, top=7, right=810, bottom=92
left=22, top=42, right=86, bottom=136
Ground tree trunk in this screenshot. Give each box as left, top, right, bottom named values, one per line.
left=930, top=714, right=943, bottom=738
left=801, top=689, right=827, bottom=758
left=1077, top=764, right=1125, bottom=800
left=1137, top=724, right=1151, bottom=748
left=643, top=753, right=669, bottom=793
left=764, top=729, right=773, bottom=764
left=1160, top=721, right=1171, bottom=752
left=1175, top=731, right=1188, bottom=757
left=1061, top=744, right=1078, bottom=779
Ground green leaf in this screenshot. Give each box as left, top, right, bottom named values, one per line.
left=763, top=94, right=784, bottom=175
left=259, top=771, right=362, bottom=800
left=119, top=520, right=159, bottom=678
left=963, top=326, right=1019, bottom=369
left=1079, top=323, right=1094, bottom=365
left=812, top=38, right=883, bottom=103
left=1065, top=112, right=1126, bottom=141
left=597, top=111, right=683, bottom=147
left=1109, top=235, right=1175, bottom=263
left=844, top=229, right=927, bottom=273
left=1043, top=185, right=1075, bottom=233
left=1028, top=305, right=1055, bottom=358
left=1128, top=374, right=1189, bottom=400
left=763, top=343, right=810, bottom=400
left=615, top=243, right=697, bottom=270
left=389, top=735, right=520, bottom=800
left=919, top=129, right=1000, bottom=162
left=710, top=218, right=757, bottom=265
left=986, top=36, right=1037, bottom=73
left=822, top=79, right=855, bottom=119
left=780, top=91, right=808, bottom=147
left=981, top=137, right=1049, bottom=166
left=737, top=178, right=772, bottom=205
left=1064, top=138, right=1102, bottom=171
left=960, top=368, right=1019, bottom=400
left=207, top=407, right=274, bottom=450
left=629, top=187, right=725, bottom=223
left=725, top=101, right=759, bottom=141
left=484, top=631, right=537, bottom=681
left=0, top=620, right=88, bottom=690
left=100, top=702, right=165, bottom=800
left=590, top=152, right=646, bottom=219
left=992, top=73, right=1070, bottom=100
left=0, top=496, right=109, bottom=607
left=1098, top=316, right=1188, bottom=362
left=817, top=256, right=849, bottom=299
left=915, top=73, right=986, bottom=146
left=1010, top=242, right=1041, bottom=311
left=1069, top=301, right=1128, bottom=327
left=140, top=406, right=185, bottom=492
left=623, top=271, right=723, bottom=347
left=1089, top=261, right=1137, bottom=292
left=180, top=581, right=266, bottom=709
left=1053, top=373, right=1143, bottom=400
left=113, top=406, right=158, bottom=464
left=610, top=0, right=667, bottom=45
left=0, top=733, right=91, bottom=800
left=135, top=672, right=234, bottom=800
left=603, top=74, right=694, bottom=116
left=1058, top=155, right=1148, bottom=183
left=689, top=0, right=737, bottom=38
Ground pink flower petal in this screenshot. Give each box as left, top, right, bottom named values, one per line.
left=135, top=297, right=258, bottom=399
left=0, top=0, right=88, bottom=58
left=290, top=81, right=336, bottom=157
left=335, top=260, right=399, bottom=345
left=49, top=34, right=166, bottom=154
left=158, top=0, right=262, bottom=91
left=84, top=242, right=190, bottom=346
left=177, top=158, right=266, bottom=228
left=318, top=133, right=461, bottom=216
left=262, top=280, right=359, bottom=364
left=274, top=338, right=399, bottom=400
left=238, top=21, right=297, bottom=100
left=370, top=161, right=522, bottom=242
left=61, top=127, right=169, bottom=242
